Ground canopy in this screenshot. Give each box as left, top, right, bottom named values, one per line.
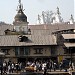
left=62, top=34, right=75, bottom=39
left=64, top=43, right=75, bottom=47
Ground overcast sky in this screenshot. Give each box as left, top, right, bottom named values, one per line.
left=0, top=0, right=74, bottom=25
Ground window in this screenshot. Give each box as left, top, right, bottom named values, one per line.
left=15, top=47, right=20, bottom=55
left=24, top=47, right=30, bottom=55
left=15, top=47, right=30, bottom=55
left=65, top=39, right=69, bottom=42
left=65, top=39, right=75, bottom=43
left=51, top=47, right=56, bottom=55
left=34, top=48, right=43, bottom=54
left=69, top=39, right=75, bottom=43
left=1, top=49, right=9, bottom=55
left=69, top=47, right=75, bottom=53
left=20, top=47, right=24, bottom=55
left=64, top=47, right=75, bottom=54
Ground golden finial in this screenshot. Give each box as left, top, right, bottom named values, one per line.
left=57, top=7, right=60, bottom=14
left=19, top=0, right=21, bottom=4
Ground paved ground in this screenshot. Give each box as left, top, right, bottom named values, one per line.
left=1, top=70, right=75, bottom=75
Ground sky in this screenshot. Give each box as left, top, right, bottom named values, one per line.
left=0, top=0, right=74, bottom=25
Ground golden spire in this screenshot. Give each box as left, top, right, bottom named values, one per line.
left=70, top=14, right=74, bottom=20
left=57, top=7, right=60, bottom=15
left=19, top=0, right=21, bottom=4
left=17, top=0, right=24, bottom=12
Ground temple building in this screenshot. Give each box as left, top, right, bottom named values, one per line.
left=0, top=0, right=75, bottom=64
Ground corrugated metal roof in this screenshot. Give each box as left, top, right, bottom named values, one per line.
left=62, top=34, right=75, bottom=39
left=0, top=23, right=75, bottom=35
left=0, top=23, right=75, bottom=46
left=0, top=35, right=57, bottom=46
left=29, top=23, right=75, bottom=30
left=64, top=43, right=75, bottom=47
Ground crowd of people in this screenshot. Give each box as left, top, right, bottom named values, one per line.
left=0, top=60, right=75, bottom=74
left=26, top=60, right=64, bottom=72
left=2, top=60, right=22, bottom=74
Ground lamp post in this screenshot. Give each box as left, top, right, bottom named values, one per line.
left=0, top=52, right=5, bottom=75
